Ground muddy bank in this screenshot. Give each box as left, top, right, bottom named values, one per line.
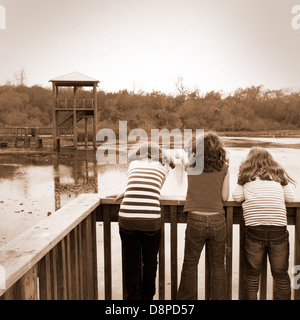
left=0, top=149, right=97, bottom=165
left=222, top=137, right=300, bottom=149
left=1, top=136, right=300, bottom=166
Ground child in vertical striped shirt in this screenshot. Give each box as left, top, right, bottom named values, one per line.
left=115, top=142, right=174, bottom=300
left=232, top=147, right=296, bottom=300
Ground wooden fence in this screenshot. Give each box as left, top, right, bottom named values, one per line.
left=0, top=194, right=300, bottom=300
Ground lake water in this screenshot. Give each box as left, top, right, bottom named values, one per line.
left=1, top=136, right=300, bottom=299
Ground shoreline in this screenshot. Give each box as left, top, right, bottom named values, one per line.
left=1, top=132, right=300, bottom=158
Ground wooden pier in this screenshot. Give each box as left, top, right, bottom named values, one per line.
left=0, top=194, right=300, bottom=300
left=0, top=127, right=51, bottom=149
left=0, top=126, right=95, bottom=149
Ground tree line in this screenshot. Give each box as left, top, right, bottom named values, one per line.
left=0, top=83, right=300, bottom=133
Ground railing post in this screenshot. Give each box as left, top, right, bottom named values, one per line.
left=170, top=206, right=178, bottom=300
left=239, top=213, right=246, bottom=300
left=39, top=252, right=52, bottom=299
left=226, top=206, right=233, bottom=300
left=0, top=266, right=39, bottom=300
left=83, top=213, right=97, bottom=299
left=57, top=238, right=68, bottom=299
left=66, top=233, right=72, bottom=298
left=158, top=206, right=166, bottom=300
left=81, top=219, right=89, bottom=299
left=103, top=205, right=112, bottom=300
left=294, top=208, right=300, bottom=300
left=0, top=285, right=15, bottom=300
left=78, top=223, right=84, bottom=299
left=73, top=102, right=77, bottom=149
left=71, top=226, right=80, bottom=299
left=50, top=245, right=58, bottom=299
left=91, top=210, right=99, bottom=300
left=15, top=265, right=38, bottom=300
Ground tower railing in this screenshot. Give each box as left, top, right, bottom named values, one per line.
left=56, top=99, right=94, bottom=109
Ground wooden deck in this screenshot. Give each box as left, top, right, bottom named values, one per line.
left=0, top=194, right=300, bottom=300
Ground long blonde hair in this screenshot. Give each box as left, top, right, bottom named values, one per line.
left=237, top=147, right=295, bottom=186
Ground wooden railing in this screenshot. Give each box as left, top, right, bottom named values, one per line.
left=56, top=99, right=94, bottom=109
left=1, top=194, right=300, bottom=300
left=0, top=127, right=52, bottom=137
left=0, top=127, right=49, bottom=148
left=0, top=194, right=99, bottom=300
left=99, top=197, right=300, bottom=300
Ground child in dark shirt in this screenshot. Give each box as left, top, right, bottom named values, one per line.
left=177, top=132, right=229, bottom=300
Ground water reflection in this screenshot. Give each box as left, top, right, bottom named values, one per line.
left=0, top=150, right=100, bottom=245
left=0, top=165, right=19, bottom=180
left=53, top=150, right=98, bottom=210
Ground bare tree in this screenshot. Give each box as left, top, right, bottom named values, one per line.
left=130, top=81, right=144, bottom=95
left=174, top=76, right=189, bottom=96
left=14, top=68, right=27, bottom=86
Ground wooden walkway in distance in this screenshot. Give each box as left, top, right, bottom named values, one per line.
left=0, top=127, right=52, bottom=149
left=0, top=194, right=300, bottom=300
left=0, top=126, right=94, bottom=149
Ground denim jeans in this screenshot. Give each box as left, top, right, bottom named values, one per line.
left=177, top=212, right=226, bottom=300
left=244, top=225, right=291, bottom=300
left=119, top=227, right=161, bottom=300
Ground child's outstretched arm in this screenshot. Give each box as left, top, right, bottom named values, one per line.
left=114, top=192, right=125, bottom=201
left=175, top=149, right=190, bottom=166
left=222, top=169, right=230, bottom=201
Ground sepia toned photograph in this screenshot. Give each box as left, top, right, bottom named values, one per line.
left=1, top=0, right=300, bottom=309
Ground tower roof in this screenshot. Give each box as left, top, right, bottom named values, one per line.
left=49, top=71, right=99, bottom=86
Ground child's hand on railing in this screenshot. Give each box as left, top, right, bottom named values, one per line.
left=106, top=193, right=124, bottom=202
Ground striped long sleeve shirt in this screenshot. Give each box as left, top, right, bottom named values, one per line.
left=232, top=178, right=294, bottom=226
left=118, top=159, right=169, bottom=231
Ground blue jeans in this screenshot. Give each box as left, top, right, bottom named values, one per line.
left=177, top=213, right=226, bottom=300
left=244, top=225, right=291, bottom=300
left=119, top=227, right=161, bottom=300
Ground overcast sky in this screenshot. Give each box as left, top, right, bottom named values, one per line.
left=1, top=0, right=300, bottom=94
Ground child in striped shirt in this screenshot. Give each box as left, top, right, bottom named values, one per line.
left=114, top=142, right=174, bottom=300
left=232, top=147, right=295, bottom=300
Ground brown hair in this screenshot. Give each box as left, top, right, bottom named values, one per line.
left=237, top=147, right=295, bottom=186
left=128, top=141, right=175, bottom=169
left=188, top=131, right=228, bottom=172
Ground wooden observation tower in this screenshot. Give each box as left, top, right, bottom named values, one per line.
left=50, top=72, right=99, bottom=150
